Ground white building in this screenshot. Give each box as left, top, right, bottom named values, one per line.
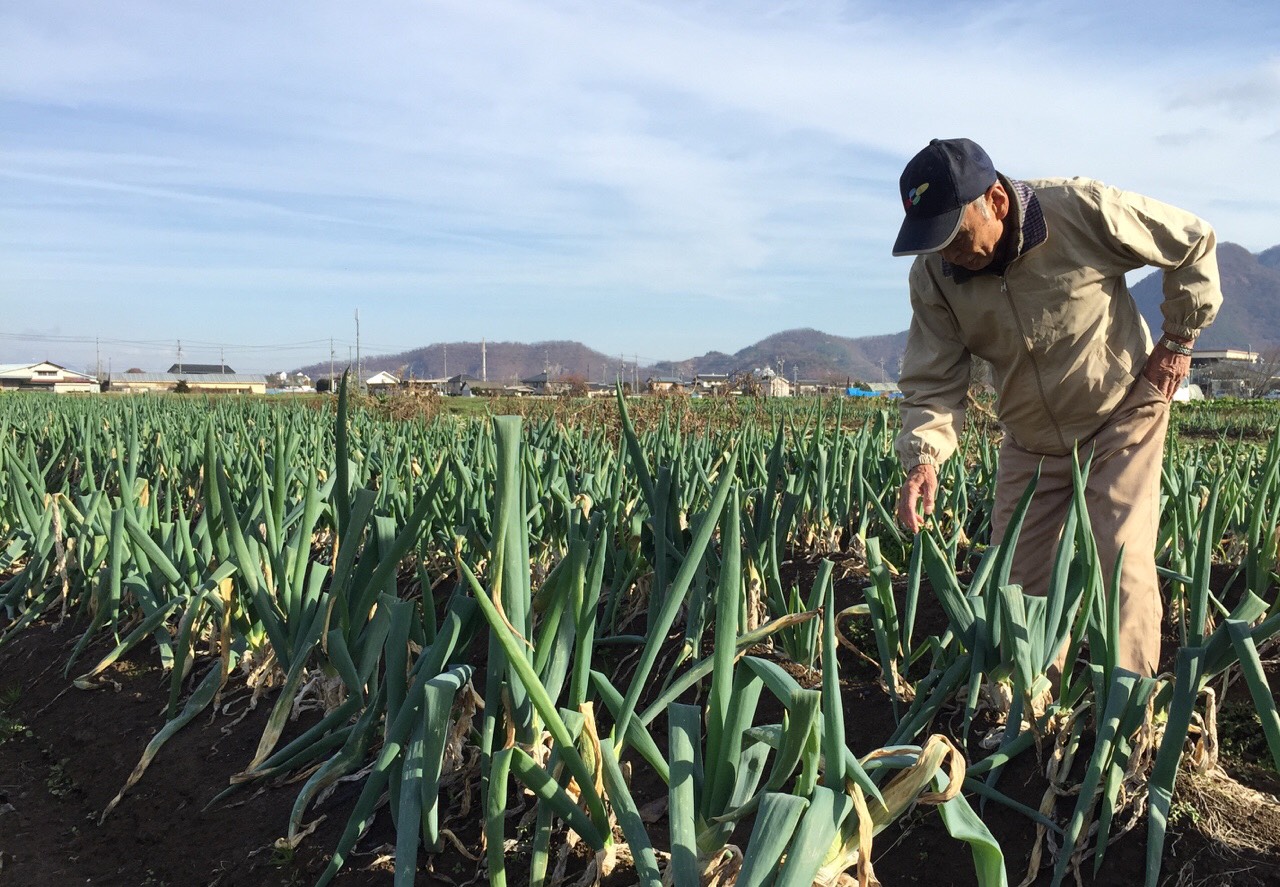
left=755, top=367, right=793, bottom=397
left=0, top=361, right=99, bottom=393
left=365, top=371, right=401, bottom=393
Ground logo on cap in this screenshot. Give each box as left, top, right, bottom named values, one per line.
left=904, top=182, right=929, bottom=211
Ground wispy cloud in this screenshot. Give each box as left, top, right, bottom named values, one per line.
left=1169, top=59, right=1280, bottom=117
left=2, top=0, right=1279, bottom=371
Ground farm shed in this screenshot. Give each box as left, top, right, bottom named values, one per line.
left=109, top=373, right=267, bottom=395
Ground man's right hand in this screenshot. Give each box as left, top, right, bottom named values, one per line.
left=896, top=463, right=938, bottom=534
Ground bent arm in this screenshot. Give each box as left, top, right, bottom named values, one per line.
left=1099, top=185, right=1222, bottom=340
left=895, top=262, right=972, bottom=472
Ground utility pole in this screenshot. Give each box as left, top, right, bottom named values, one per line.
left=329, top=338, right=335, bottom=388
left=481, top=338, right=487, bottom=382
left=355, top=310, right=362, bottom=392
left=177, top=339, right=183, bottom=374
left=220, top=347, right=226, bottom=374
left=95, top=338, right=101, bottom=380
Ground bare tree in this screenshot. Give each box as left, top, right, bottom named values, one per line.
left=1239, top=348, right=1280, bottom=398
left=729, top=370, right=760, bottom=397
left=560, top=374, right=590, bottom=397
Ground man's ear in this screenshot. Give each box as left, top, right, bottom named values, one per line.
left=989, top=182, right=1010, bottom=220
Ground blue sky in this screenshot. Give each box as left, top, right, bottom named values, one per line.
left=3, top=0, right=1279, bottom=374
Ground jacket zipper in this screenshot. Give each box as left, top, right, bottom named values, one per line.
left=1001, top=277, right=1067, bottom=451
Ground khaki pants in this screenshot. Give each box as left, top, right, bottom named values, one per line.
left=990, top=375, right=1170, bottom=677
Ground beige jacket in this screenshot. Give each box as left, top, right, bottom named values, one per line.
left=896, top=175, right=1221, bottom=467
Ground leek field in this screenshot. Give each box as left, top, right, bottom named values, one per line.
left=2, top=385, right=1280, bottom=886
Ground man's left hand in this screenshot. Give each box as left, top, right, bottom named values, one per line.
left=1141, top=338, right=1192, bottom=401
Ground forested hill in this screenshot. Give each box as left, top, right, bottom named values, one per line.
left=299, top=329, right=909, bottom=386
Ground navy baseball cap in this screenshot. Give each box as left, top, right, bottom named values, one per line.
left=892, top=138, right=998, bottom=257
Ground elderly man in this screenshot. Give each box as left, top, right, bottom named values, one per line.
left=891, top=138, right=1221, bottom=677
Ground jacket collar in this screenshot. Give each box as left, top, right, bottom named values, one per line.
left=942, top=174, right=1046, bottom=281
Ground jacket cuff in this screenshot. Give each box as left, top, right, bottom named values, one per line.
left=905, top=453, right=939, bottom=470
left=1162, top=322, right=1200, bottom=341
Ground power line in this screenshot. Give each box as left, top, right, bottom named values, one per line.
left=0, top=332, right=340, bottom=352
left=0, top=330, right=681, bottom=370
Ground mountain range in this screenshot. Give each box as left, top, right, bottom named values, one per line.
left=1131, top=242, right=1280, bottom=352
left=301, top=241, right=1280, bottom=384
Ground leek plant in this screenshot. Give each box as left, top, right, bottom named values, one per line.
left=3, top=385, right=1280, bottom=887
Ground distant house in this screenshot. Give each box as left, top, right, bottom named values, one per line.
left=520, top=371, right=568, bottom=396
left=168, top=363, right=235, bottom=374
left=110, top=373, right=267, bottom=395
left=692, top=373, right=731, bottom=394
left=403, top=376, right=450, bottom=394
left=365, top=370, right=400, bottom=392
left=645, top=375, right=686, bottom=394
left=748, top=368, right=791, bottom=398
left=446, top=374, right=514, bottom=397
left=0, top=361, right=99, bottom=393
left=266, top=371, right=314, bottom=392
left=793, top=378, right=842, bottom=396
left=447, top=374, right=481, bottom=396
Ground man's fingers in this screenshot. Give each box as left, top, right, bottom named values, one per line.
left=897, top=465, right=937, bottom=532
left=896, top=482, right=919, bottom=531
left=896, top=488, right=918, bottom=530
left=920, top=481, right=936, bottom=513
left=919, top=475, right=937, bottom=516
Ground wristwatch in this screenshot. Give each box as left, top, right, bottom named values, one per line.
left=1158, top=336, right=1194, bottom=357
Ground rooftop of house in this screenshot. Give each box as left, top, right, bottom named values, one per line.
left=113, top=373, right=267, bottom=384
left=167, top=363, right=235, bottom=374
left=0, top=361, right=98, bottom=382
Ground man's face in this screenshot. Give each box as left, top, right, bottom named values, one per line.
left=939, top=185, right=1007, bottom=271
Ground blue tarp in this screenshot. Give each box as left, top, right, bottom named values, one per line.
left=846, top=387, right=902, bottom=398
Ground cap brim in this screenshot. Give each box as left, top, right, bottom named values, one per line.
left=892, top=207, right=965, bottom=257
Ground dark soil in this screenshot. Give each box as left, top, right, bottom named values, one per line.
left=3, top=558, right=1280, bottom=886
left=0, top=625, right=491, bottom=887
